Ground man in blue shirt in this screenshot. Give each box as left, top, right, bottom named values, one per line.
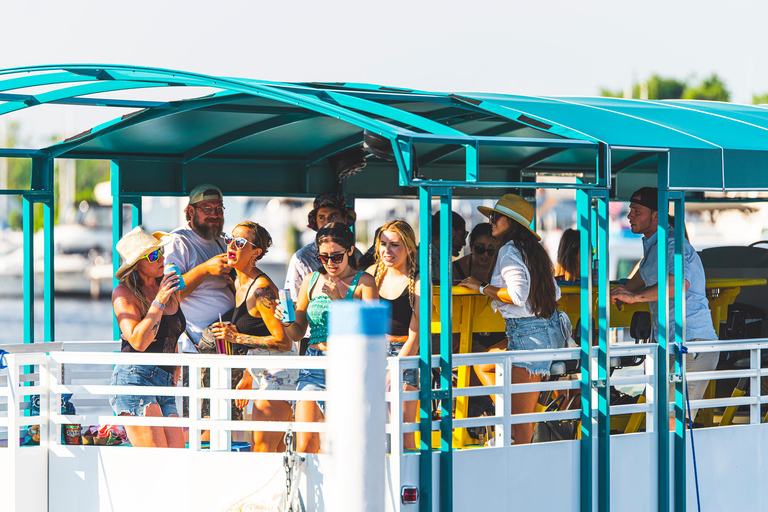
left=611, top=187, right=718, bottom=424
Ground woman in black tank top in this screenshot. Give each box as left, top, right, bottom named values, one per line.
left=367, top=220, right=425, bottom=451
left=210, top=222, right=296, bottom=452
left=110, top=227, right=185, bottom=448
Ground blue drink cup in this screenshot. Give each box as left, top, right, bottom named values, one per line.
left=279, top=289, right=295, bottom=323
left=164, top=263, right=186, bottom=290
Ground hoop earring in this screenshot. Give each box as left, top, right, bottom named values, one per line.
left=250, top=258, right=257, bottom=267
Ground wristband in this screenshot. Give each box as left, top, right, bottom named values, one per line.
left=152, top=300, right=166, bottom=311
left=479, top=283, right=488, bottom=296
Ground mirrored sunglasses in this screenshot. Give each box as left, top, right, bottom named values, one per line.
left=143, top=247, right=164, bottom=262
left=473, top=244, right=495, bottom=256
left=316, top=251, right=346, bottom=265
left=223, top=232, right=256, bottom=250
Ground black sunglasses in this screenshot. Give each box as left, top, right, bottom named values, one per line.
left=473, top=244, right=495, bottom=256
left=488, top=212, right=501, bottom=223
left=223, top=232, right=256, bottom=250
left=316, top=251, right=346, bottom=265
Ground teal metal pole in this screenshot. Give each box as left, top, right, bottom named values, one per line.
left=594, top=189, right=611, bottom=512
left=437, top=188, right=453, bottom=512
left=576, top=187, right=593, bottom=512
left=131, top=198, right=142, bottom=228
left=111, top=160, right=124, bottom=341
left=22, top=195, right=34, bottom=343
left=417, top=186, right=433, bottom=512
left=672, top=192, right=686, bottom=512
left=656, top=164, right=671, bottom=512
left=43, top=195, right=54, bottom=342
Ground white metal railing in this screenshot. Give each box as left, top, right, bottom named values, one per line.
left=0, top=338, right=766, bottom=454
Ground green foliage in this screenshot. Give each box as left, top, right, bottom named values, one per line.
left=682, top=74, right=730, bottom=102
left=600, top=73, right=730, bottom=102
left=74, top=159, right=109, bottom=203
left=753, top=93, right=768, bottom=105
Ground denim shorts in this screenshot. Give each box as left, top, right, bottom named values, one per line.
left=388, top=342, right=419, bottom=388
left=296, top=346, right=326, bottom=416
left=505, top=311, right=566, bottom=377
left=109, top=364, right=178, bottom=417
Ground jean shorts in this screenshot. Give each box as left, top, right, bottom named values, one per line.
left=505, top=311, right=566, bottom=377
left=109, top=364, right=178, bottom=417
left=388, top=342, right=419, bottom=388
left=296, top=346, right=326, bottom=416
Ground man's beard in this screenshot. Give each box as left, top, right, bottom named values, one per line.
left=192, top=215, right=224, bottom=240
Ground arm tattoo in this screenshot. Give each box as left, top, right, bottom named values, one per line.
left=235, top=333, right=280, bottom=350
left=253, top=286, right=277, bottom=310
left=151, top=322, right=159, bottom=335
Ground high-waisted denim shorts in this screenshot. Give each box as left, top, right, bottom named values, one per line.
left=387, top=341, right=419, bottom=388
left=505, top=311, right=566, bottom=377
left=296, top=345, right=326, bottom=415
left=109, top=364, right=178, bottom=417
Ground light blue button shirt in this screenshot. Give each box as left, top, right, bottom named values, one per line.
left=638, top=227, right=718, bottom=342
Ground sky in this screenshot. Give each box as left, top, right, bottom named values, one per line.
left=3, top=0, right=768, bottom=141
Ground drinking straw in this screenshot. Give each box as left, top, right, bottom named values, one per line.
left=218, top=313, right=224, bottom=354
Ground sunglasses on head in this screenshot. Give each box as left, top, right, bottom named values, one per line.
left=143, top=247, right=164, bottom=262
left=223, top=232, right=256, bottom=250
left=316, top=251, right=346, bottom=265
left=473, top=244, right=495, bottom=256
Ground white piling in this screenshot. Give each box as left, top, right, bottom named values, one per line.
left=326, top=301, right=389, bottom=512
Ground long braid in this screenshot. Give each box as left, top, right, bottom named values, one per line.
left=407, top=264, right=416, bottom=310
left=374, top=260, right=387, bottom=289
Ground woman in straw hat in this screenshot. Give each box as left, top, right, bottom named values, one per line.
left=459, top=194, right=567, bottom=445
left=109, top=226, right=185, bottom=448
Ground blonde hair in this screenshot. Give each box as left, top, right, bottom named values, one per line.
left=120, top=263, right=176, bottom=317
left=374, top=220, right=418, bottom=309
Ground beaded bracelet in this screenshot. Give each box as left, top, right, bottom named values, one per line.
left=152, top=300, right=166, bottom=311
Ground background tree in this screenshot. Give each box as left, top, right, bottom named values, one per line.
left=600, top=73, right=730, bottom=102
left=682, top=73, right=730, bottom=101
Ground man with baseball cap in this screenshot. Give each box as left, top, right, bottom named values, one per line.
left=164, top=183, right=234, bottom=347
left=611, top=186, right=718, bottom=424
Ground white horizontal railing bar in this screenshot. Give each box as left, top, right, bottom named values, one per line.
left=51, top=383, right=327, bottom=402
left=1, top=342, right=64, bottom=353
left=50, top=413, right=327, bottom=433
left=684, top=369, right=756, bottom=381
left=609, top=375, right=652, bottom=386
left=49, top=351, right=331, bottom=370
left=674, top=396, right=758, bottom=410
left=610, top=403, right=650, bottom=415
left=684, top=338, right=768, bottom=352
left=452, top=386, right=505, bottom=398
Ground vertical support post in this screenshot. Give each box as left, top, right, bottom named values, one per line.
left=464, top=142, right=478, bottom=182
left=656, top=154, right=671, bottom=512
left=417, top=186, right=433, bottom=512
left=131, top=197, right=142, bottom=228
left=327, top=301, right=388, bottom=512
left=22, top=195, right=34, bottom=344
left=576, top=187, right=593, bottom=512
left=111, top=160, right=124, bottom=341
left=43, top=195, right=54, bottom=342
left=671, top=191, right=686, bottom=512
left=436, top=188, right=453, bottom=512
left=594, top=188, right=611, bottom=512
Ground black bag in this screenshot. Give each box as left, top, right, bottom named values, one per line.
left=531, top=394, right=579, bottom=443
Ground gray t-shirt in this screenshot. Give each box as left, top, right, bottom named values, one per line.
left=164, top=224, right=234, bottom=344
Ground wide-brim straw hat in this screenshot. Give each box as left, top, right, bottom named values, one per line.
left=477, top=193, right=540, bottom=241
left=115, top=226, right=172, bottom=280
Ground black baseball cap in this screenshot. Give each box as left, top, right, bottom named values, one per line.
left=630, top=187, right=658, bottom=212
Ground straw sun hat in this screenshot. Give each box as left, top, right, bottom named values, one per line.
left=477, top=193, right=540, bottom=241
left=114, top=226, right=172, bottom=280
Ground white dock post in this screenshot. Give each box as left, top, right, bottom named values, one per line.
left=326, top=301, right=389, bottom=512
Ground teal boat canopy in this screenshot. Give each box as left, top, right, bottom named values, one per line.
left=2, top=65, right=768, bottom=199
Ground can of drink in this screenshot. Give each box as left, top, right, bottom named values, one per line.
left=279, top=289, right=295, bottom=323
left=63, top=424, right=82, bottom=445
left=164, top=263, right=186, bottom=290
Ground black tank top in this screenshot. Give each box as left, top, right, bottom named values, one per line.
left=382, top=287, right=412, bottom=337
left=229, top=275, right=271, bottom=337
left=121, top=303, right=186, bottom=373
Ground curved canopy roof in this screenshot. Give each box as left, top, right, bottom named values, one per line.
left=2, top=65, right=768, bottom=199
